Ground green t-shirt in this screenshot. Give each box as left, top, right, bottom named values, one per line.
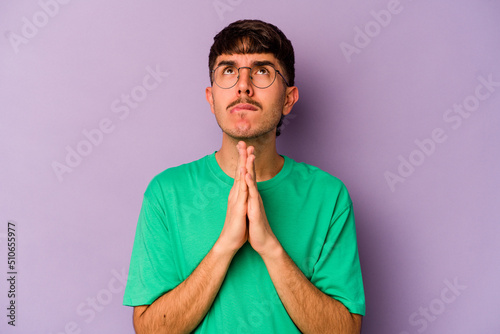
left=124, top=153, right=365, bottom=332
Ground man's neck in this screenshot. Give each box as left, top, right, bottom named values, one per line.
left=215, top=132, right=284, bottom=182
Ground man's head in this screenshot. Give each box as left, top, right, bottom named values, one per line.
left=206, top=20, right=297, bottom=139
left=208, top=19, right=295, bottom=88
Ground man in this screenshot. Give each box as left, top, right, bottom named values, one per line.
left=123, top=19, right=365, bottom=333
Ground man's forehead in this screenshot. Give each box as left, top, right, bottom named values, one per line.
left=215, top=53, right=278, bottom=66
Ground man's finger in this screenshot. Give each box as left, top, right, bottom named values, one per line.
left=235, top=141, right=247, bottom=181
left=239, top=167, right=248, bottom=194
left=245, top=167, right=259, bottom=200
left=237, top=168, right=248, bottom=210
left=246, top=149, right=256, bottom=185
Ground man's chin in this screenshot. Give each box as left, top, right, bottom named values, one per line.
left=225, top=131, right=258, bottom=141
left=222, top=128, right=275, bottom=141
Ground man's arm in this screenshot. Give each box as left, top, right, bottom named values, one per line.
left=262, top=245, right=362, bottom=334
left=133, top=145, right=251, bottom=333
left=244, top=149, right=362, bottom=334
left=133, top=242, right=234, bottom=333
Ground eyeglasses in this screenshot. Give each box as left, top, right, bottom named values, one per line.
left=211, top=64, right=289, bottom=89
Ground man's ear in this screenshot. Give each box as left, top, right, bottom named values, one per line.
left=282, top=86, right=299, bottom=116
left=206, top=86, right=215, bottom=114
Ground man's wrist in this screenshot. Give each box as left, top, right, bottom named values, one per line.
left=212, top=238, right=240, bottom=260
left=258, top=237, right=284, bottom=264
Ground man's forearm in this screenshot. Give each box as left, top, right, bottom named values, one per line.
left=262, top=244, right=362, bottom=334
left=133, top=242, right=235, bottom=334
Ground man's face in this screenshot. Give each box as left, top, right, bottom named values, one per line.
left=206, top=53, right=295, bottom=140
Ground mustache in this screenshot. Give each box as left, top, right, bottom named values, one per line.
left=226, top=98, right=262, bottom=110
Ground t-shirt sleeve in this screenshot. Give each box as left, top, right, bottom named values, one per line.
left=123, top=179, right=181, bottom=307
left=310, top=186, right=366, bottom=316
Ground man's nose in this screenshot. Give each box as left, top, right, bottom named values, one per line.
left=236, top=67, right=254, bottom=96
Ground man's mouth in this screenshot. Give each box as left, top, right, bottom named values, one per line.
left=227, top=98, right=262, bottom=113
left=230, top=103, right=258, bottom=113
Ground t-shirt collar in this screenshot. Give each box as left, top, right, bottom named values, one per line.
left=207, top=151, right=292, bottom=191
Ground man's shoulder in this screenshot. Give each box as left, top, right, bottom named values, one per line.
left=157, top=154, right=210, bottom=180
left=145, top=154, right=213, bottom=194
left=286, top=156, right=347, bottom=191
left=286, top=157, right=353, bottom=212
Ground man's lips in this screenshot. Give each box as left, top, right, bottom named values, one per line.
left=229, top=103, right=258, bottom=113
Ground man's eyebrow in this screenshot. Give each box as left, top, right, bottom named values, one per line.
left=216, top=60, right=236, bottom=67
left=215, top=60, right=277, bottom=67
left=252, top=60, right=276, bottom=67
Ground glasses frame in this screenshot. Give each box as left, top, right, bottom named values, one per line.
left=211, top=65, right=290, bottom=89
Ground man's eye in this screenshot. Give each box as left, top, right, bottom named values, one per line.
left=254, top=67, right=271, bottom=75
left=222, top=67, right=236, bottom=75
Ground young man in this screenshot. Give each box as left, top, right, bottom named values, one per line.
left=124, top=20, right=365, bottom=333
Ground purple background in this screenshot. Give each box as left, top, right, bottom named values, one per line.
left=1, top=0, right=499, bottom=333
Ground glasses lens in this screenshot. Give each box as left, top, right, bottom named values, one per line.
left=214, top=65, right=238, bottom=89
left=251, top=65, right=276, bottom=88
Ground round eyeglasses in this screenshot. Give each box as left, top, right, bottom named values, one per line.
left=211, top=64, right=289, bottom=89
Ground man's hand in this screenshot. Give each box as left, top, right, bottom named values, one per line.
left=244, top=145, right=280, bottom=256
left=216, top=141, right=279, bottom=256
left=216, top=142, right=250, bottom=254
